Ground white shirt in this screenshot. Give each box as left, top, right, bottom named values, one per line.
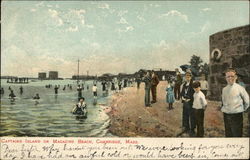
left=77, top=102, right=86, bottom=108
left=200, top=80, right=208, bottom=90
left=222, top=83, right=249, bottom=114
left=92, top=86, right=97, bottom=92
left=193, top=91, right=207, bottom=109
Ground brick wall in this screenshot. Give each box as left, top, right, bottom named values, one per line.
left=209, top=25, right=250, bottom=101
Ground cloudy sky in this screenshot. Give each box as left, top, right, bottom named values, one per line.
left=1, top=1, right=249, bottom=78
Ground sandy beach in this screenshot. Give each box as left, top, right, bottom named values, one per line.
left=107, top=81, right=249, bottom=137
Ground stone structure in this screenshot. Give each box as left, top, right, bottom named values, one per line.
left=38, top=72, right=46, bottom=79
left=209, top=25, right=250, bottom=100
left=48, top=71, right=58, bottom=79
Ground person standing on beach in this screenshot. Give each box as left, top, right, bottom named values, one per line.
left=192, top=81, right=207, bottom=137
left=118, top=79, right=122, bottom=91
left=174, top=68, right=182, bottom=101
left=166, top=80, right=175, bottom=110
left=221, top=68, right=249, bottom=137
left=199, top=74, right=209, bottom=96
left=123, top=79, right=128, bottom=88
left=111, top=81, right=116, bottom=93
left=136, top=76, right=141, bottom=89
left=142, top=71, right=152, bottom=107
left=180, top=72, right=195, bottom=136
left=151, top=71, right=159, bottom=103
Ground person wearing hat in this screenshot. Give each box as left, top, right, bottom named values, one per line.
left=174, top=68, right=183, bottom=100
left=73, top=97, right=87, bottom=115
left=180, top=72, right=195, bottom=136
left=151, top=71, right=159, bottom=103
left=199, top=74, right=209, bottom=96
left=142, top=71, right=152, bottom=107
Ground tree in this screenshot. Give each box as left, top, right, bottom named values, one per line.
left=200, top=63, right=209, bottom=77
left=189, top=55, right=203, bottom=74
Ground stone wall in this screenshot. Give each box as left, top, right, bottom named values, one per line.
left=209, top=25, right=250, bottom=101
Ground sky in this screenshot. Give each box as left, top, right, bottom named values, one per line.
left=1, top=1, right=249, bottom=78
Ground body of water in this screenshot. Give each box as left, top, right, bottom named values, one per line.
left=0, top=79, right=113, bottom=137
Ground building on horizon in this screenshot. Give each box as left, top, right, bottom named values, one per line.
left=38, top=72, right=46, bottom=80
left=72, top=74, right=96, bottom=80
left=49, top=71, right=58, bottom=79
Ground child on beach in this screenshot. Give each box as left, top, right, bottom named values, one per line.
left=192, top=81, right=207, bottom=137
left=166, top=80, right=175, bottom=110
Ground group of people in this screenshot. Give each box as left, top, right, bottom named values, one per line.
left=100, top=78, right=134, bottom=95
left=178, top=68, right=249, bottom=137
left=73, top=78, right=137, bottom=117
left=141, top=68, right=249, bottom=137
left=7, top=77, right=29, bottom=83
left=142, top=71, right=160, bottom=107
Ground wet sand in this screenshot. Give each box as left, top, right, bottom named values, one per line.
left=107, top=81, right=249, bottom=137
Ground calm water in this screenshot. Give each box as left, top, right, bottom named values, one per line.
left=0, top=79, right=113, bottom=137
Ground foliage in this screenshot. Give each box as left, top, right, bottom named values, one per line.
left=189, top=55, right=203, bottom=72
left=200, top=63, right=209, bottom=75
left=189, top=55, right=209, bottom=77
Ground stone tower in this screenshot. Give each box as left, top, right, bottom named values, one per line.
left=209, top=25, right=250, bottom=101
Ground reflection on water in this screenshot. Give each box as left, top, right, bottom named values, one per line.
left=0, top=80, right=113, bottom=137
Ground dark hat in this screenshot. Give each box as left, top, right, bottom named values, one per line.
left=79, top=97, right=85, bottom=100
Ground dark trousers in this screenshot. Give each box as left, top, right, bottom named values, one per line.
left=194, top=109, right=204, bottom=137
left=137, top=82, right=140, bottom=89
left=151, top=86, right=157, bottom=102
left=223, top=113, right=243, bottom=137
left=174, top=84, right=181, bottom=100
left=183, top=102, right=196, bottom=131
left=145, top=88, right=151, bottom=106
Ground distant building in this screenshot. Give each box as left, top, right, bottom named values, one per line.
left=49, top=71, right=58, bottom=79
left=72, top=75, right=96, bottom=80
left=38, top=72, right=46, bottom=79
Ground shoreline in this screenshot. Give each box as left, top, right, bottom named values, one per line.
left=106, top=81, right=249, bottom=137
